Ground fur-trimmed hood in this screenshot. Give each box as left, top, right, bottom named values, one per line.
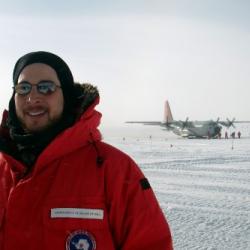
left=73, top=82, right=99, bottom=119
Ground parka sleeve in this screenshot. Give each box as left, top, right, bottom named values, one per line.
left=105, top=155, right=173, bottom=250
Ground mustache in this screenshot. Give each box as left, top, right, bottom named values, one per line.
left=23, top=104, right=48, bottom=113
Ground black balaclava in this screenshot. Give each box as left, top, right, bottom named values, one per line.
left=8, top=51, right=78, bottom=168
left=13, top=51, right=76, bottom=113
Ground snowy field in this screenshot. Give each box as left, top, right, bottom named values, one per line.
left=101, top=125, right=250, bottom=250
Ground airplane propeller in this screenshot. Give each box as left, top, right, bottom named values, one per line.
left=219, top=118, right=236, bottom=128
left=226, top=118, right=236, bottom=128
left=180, top=117, right=189, bottom=130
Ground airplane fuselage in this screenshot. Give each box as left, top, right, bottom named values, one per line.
left=168, top=121, right=222, bottom=138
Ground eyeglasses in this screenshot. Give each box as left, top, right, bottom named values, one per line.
left=13, top=81, right=61, bottom=95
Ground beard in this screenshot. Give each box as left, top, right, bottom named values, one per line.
left=18, top=112, right=63, bottom=134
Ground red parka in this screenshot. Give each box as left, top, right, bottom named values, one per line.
left=0, top=98, right=173, bottom=250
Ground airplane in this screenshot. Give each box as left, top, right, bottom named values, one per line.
left=126, top=100, right=249, bottom=138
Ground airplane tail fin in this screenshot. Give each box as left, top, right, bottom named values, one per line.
left=164, top=100, right=173, bottom=123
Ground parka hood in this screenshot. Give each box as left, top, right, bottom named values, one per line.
left=73, top=82, right=99, bottom=120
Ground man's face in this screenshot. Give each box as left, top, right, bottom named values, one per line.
left=14, top=63, right=64, bottom=133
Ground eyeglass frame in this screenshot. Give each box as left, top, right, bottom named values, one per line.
left=13, top=81, right=62, bottom=96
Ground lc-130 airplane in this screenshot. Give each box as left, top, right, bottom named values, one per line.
left=126, top=101, right=249, bottom=138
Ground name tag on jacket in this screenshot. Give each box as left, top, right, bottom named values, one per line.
left=50, top=208, right=104, bottom=220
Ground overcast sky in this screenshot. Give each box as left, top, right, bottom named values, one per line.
left=0, top=0, right=249, bottom=127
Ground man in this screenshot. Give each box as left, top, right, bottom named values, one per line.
left=0, top=51, right=173, bottom=249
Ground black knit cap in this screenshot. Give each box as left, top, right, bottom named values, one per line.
left=12, top=51, right=76, bottom=112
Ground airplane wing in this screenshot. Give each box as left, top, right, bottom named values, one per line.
left=126, top=120, right=191, bottom=129
left=218, top=118, right=250, bottom=128
left=126, top=121, right=163, bottom=125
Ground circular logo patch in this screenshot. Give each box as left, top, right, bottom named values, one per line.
left=66, top=230, right=96, bottom=250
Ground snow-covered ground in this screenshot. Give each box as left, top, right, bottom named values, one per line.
left=102, top=125, right=250, bottom=250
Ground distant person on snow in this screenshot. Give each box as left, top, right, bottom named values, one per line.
left=231, top=131, right=236, bottom=139
left=225, top=131, right=229, bottom=139
left=0, top=51, right=172, bottom=249
left=218, top=131, right=222, bottom=139
left=207, top=130, right=211, bottom=139
left=237, top=131, right=241, bottom=139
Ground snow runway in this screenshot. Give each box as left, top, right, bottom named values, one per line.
left=103, top=126, right=250, bottom=250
